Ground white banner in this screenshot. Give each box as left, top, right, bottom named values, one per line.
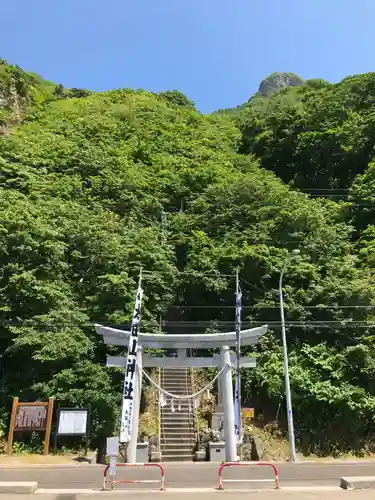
left=234, top=290, right=242, bottom=442
left=119, top=281, right=143, bottom=443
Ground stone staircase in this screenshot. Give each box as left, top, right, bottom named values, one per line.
left=160, top=367, right=196, bottom=462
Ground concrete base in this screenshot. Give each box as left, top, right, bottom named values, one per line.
left=136, top=442, right=149, bottom=463
left=208, top=441, right=225, bottom=462
left=341, top=476, right=375, bottom=490
left=195, top=450, right=206, bottom=461
left=0, top=482, right=38, bottom=494
left=150, top=450, right=162, bottom=462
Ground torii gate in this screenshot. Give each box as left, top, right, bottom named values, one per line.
left=95, top=324, right=268, bottom=462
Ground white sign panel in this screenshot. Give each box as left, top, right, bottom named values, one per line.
left=57, top=410, right=88, bottom=435
left=106, top=436, right=119, bottom=457
left=119, top=282, right=143, bottom=443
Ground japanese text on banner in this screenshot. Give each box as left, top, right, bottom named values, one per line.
left=119, top=283, right=143, bottom=443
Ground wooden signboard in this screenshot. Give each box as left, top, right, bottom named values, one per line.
left=7, top=397, right=54, bottom=455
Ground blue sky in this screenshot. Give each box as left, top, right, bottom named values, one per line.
left=3, top=0, right=375, bottom=113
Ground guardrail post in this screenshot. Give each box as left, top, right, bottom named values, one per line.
left=103, top=462, right=165, bottom=491
left=218, top=461, right=279, bottom=490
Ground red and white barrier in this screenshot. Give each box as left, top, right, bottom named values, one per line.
left=218, top=461, right=279, bottom=490
left=103, top=462, right=165, bottom=490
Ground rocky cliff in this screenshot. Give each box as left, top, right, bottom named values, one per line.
left=257, top=72, right=304, bottom=98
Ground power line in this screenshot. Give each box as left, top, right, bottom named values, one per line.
left=166, top=304, right=375, bottom=309
left=0, top=320, right=372, bottom=327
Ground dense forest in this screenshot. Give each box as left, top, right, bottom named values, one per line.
left=0, top=60, right=374, bottom=456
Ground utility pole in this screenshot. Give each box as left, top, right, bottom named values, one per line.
left=279, top=249, right=300, bottom=462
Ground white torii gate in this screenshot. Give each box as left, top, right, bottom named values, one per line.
left=95, top=324, right=268, bottom=462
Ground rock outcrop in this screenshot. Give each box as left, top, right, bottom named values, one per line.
left=258, top=72, right=304, bottom=98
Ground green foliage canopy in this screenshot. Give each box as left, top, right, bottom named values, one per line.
left=0, top=61, right=374, bottom=455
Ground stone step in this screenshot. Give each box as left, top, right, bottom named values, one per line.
left=161, top=412, right=191, bottom=416
left=161, top=401, right=191, bottom=405
left=161, top=425, right=194, bottom=431
left=162, top=449, right=193, bottom=456
left=162, top=380, right=188, bottom=384
left=162, top=448, right=194, bottom=455
left=162, top=457, right=193, bottom=462
left=161, top=435, right=194, bottom=441
left=161, top=440, right=195, bottom=446
left=162, top=412, right=191, bottom=417
left=161, top=416, right=191, bottom=420
left=163, top=368, right=187, bottom=371
left=162, top=398, right=191, bottom=402
left=162, top=378, right=188, bottom=383
left=162, top=377, right=188, bottom=381
left=162, top=377, right=189, bottom=382
left=161, top=420, right=193, bottom=432
left=161, top=409, right=191, bottom=414
left=162, top=389, right=189, bottom=393
left=161, top=428, right=195, bottom=434
left=161, top=412, right=191, bottom=417
left=162, top=436, right=195, bottom=441
left=162, top=418, right=191, bottom=422
left=161, top=414, right=192, bottom=419
left=161, top=446, right=194, bottom=457
left=162, top=382, right=192, bottom=390
left=161, top=411, right=191, bottom=415
left=161, top=393, right=190, bottom=397
left=161, top=455, right=193, bottom=462
left=161, top=438, right=195, bottom=444
left=162, top=426, right=192, bottom=430
left=162, top=442, right=194, bottom=448
left=161, top=436, right=195, bottom=440
left=161, top=405, right=189, bottom=415
left=161, top=367, right=195, bottom=463
left=162, top=425, right=192, bottom=431
left=163, top=385, right=191, bottom=394
left=163, top=386, right=191, bottom=394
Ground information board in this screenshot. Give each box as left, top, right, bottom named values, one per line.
left=57, top=409, right=88, bottom=435
left=15, top=405, right=47, bottom=431
left=8, top=398, right=54, bottom=455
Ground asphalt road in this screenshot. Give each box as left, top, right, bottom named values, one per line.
left=6, top=492, right=375, bottom=500
left=0, top=461, right=374, bottom=490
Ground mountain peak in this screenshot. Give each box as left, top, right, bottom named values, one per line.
left=258, top=72, right=304, bottom=98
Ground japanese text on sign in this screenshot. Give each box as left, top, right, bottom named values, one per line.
left=15, top=406, right=47, bottom=431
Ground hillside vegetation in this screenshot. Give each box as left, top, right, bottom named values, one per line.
left=0, top=61, right=374, bottom=455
